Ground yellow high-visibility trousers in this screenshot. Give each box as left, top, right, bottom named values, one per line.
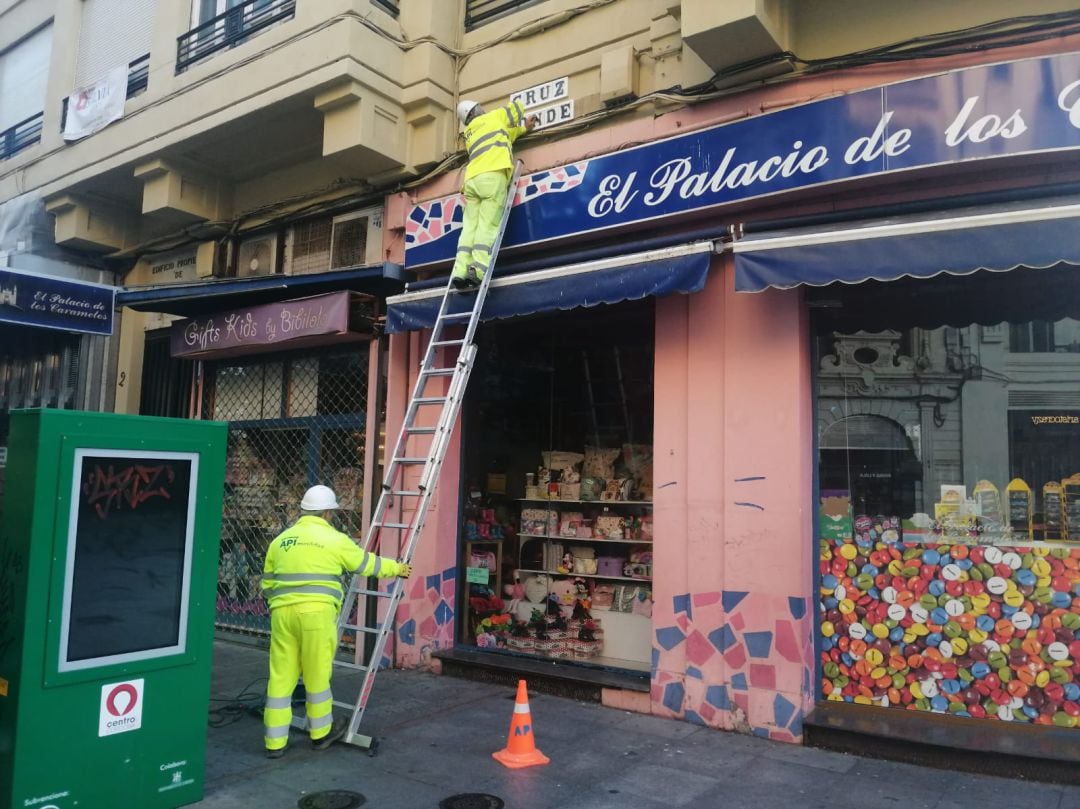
left=452, top=169, right=510, bottom=282
left=263, top=601, right=337, bottom=750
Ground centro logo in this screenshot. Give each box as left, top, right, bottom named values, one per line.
left=99, top=678, right=144, bottom=737
left=106, top=683, right=138, bottom=717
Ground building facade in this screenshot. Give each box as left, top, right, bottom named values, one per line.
left=1, top=0, right=1078, bottom=762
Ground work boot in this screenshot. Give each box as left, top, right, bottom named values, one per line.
left=312, top=718, right=349, bottom=751
left=451, top=267, right=482, bottom=291
left=265, top=746, right=286, bottom=759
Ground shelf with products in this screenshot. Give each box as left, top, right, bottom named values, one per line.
left=519, top=533, right=650, bottom=545
left=518, top=498, right=652, bottom=506
left=517, top=567, right=650, bottom=583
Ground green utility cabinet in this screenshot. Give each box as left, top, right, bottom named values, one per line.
left=0, top=410, right=227, bottom=809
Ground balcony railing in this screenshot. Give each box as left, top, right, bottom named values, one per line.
left=371, top=0, right=399, bottom=16
left=177, top=0, right=296, bottom=73
left=0, top=113, right=43, bottom=161
left=60, top=54, right=152, bottom=135
left=465, top=0, right=543, bottom=29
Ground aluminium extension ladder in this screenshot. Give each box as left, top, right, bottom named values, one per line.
left=291, top=161, right=525, bottom=752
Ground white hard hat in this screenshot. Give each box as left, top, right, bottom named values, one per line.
left=300, top=485, right=339, bottom=511
left=457, top=100, right=480, bottom=125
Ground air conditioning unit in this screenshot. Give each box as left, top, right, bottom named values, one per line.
left=236, top=234, right=279, bottom=277
left=329, top=207, right=383, bottom=269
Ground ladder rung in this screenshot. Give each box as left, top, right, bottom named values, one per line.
left=432, top=339, right=465, bottom=347
left=406, top=426, right=436, bottom=434
left=421, top=367, right=456, bottom=377
left=439, top=311, right=473, bottom=321
left=378, top=522, right=411, bottom=530
left=341, top=623, right=383, bottom=635
left=350, top=589, right=395, bottom=599
left=414, top=397, right=447, bottom=405
left=391, top=490, right=422, bottom=496
left=333, top=660, right=369, bottom=673
left=394, top=457, right=428, bottom=464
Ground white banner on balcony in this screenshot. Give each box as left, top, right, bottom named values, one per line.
left=63, top=65, right=127, bottom=142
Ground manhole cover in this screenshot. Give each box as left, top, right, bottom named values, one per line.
left=297, top=791, right=366, bottom=809
left=439, top=794, right=504, bottom=809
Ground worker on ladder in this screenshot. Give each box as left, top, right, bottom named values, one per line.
left=261, top=484, right=412, bottom=758
left=451, top=98, right=538, bottom=290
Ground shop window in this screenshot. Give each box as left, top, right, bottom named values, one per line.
left=813, top=265, right=1080, bottom=722
left=206, top=348, right=369, bottom=638
left=214, top=362, right=283, bottom=420
left=460, top=302, right=655, bottom=673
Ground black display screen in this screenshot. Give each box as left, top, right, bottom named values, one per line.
left=64, top=452, right=194, bottom=666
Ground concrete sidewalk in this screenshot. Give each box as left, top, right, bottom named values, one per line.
left=198, top=640, right=1080, bottom=809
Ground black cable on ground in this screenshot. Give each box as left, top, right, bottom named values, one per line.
left=208, top=676, right=269, bottom=728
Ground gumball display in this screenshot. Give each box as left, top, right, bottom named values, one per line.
left=821, top=527, right=1080, bottom=727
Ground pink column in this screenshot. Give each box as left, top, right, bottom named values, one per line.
left=651, top=254, right=815, bottom=742
left=386, top=329, right=462, bottom=671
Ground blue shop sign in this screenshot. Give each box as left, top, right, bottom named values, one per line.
left=0, top=267, right=115, bottom=335
left=406, top=51, right=1080, bottom=268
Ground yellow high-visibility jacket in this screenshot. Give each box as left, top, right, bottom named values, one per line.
left=261, top=515, right=404, bottom=610
left=464, top=99, right=527, bottom=183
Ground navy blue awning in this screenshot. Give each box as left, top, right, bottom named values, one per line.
left=386, top=242, right=714, bottom=334
left=733, top=198, right=1080, bottom=293
left=116, top=262, right=406, bottom=317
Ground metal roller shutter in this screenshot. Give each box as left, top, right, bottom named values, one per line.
left=74, top=0, right=156, bottom=89
left=0, top=24, right=52, bottom=132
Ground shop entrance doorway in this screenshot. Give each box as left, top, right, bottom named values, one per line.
left=459, top=301, right=656, bottom=672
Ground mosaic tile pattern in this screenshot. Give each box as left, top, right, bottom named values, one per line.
left=395, top=565, right=457, bottom=669
left=404, top=162, right=590, bottom=249
left=652, top=590, right=813, bottom=742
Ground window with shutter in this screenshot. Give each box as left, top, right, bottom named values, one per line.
left=0, top=24, right=52, bottom=133
left=74, top=0, right=156, bottom=90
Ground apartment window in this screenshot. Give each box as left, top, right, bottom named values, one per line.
left=192, top=0, right=269, bottom=27
left=1010, top=319, right=1080, bottom=353
left=178, top=0, right=293, bottom=72
left=465, top=0, right=545, bottom=30
left=74, top=0, right=156, bottom=90
left=0, top=24, right=52, bottom=158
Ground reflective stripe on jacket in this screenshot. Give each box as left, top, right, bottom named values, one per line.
left=261, top=515, right=403, bottom=610
left=463, top=99, right=527, bottom=183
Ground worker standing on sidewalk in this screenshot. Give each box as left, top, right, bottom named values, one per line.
left=260, top=484, right=412, bottom=757
left=450, top=98, right=539, bottom=290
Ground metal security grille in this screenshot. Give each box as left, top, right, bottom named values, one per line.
left=208, top=347, right=369, bottom=637
left=0, top=325, right=81, bottom=501
left=289, top=217, right=332, bottom=275
left=330, top=215, right=369, bottom=269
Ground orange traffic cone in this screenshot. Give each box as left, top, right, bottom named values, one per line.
left=492, top=679, right=550, bottom=769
